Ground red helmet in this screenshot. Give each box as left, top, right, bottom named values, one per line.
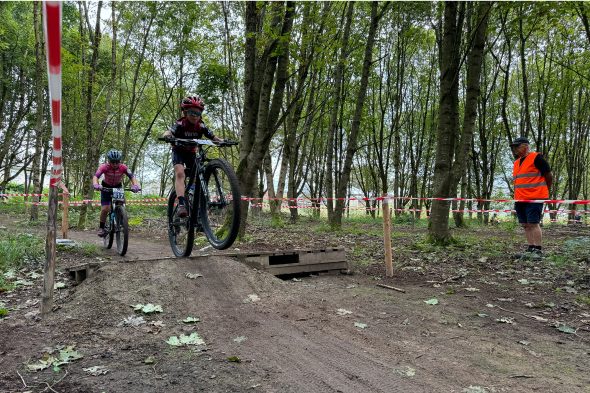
left=181, top=96, right=205, bottom=111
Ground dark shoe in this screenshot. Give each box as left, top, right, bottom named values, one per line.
left=177, top=204, right=188, bottom=218
left=529, top=249, right=544, bottom=260
left=97, top=228, right=108, bottom=237
left=513, top=248, right=533, bottom=259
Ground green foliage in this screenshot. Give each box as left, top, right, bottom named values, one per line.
left=270, top=214, right=285, bottom=228
left=0, top=231, right=44, bottom=273
left=575, top=295, right=590, bottom=306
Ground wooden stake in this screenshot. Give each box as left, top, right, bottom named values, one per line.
left=382, top=195, right=393, bottom=277
left=40, top=186, right=58, bottom=317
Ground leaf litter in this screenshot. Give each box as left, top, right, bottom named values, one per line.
left=132, top=303, right=163, bottom=314
left=166, top=332, right=205, bottom=347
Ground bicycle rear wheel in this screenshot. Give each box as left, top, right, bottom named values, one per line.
left=200, top=158, right=241, bottom=250
left=115, top=206, right=129, bottom=256
left=167, top=190, right=194, bottom=257
left=103, top=210, right=114, bottom=249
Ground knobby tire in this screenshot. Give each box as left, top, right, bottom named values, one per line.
left=200, top=158, right=241, bottom=250
left=167, top=190, right=195, bottom=257
left=115, top=206, right=129, bottom=256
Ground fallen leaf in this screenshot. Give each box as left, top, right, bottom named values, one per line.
left=336, top=308, right=353, bottom=316
left=556, top=324, right=576, bottom=334
left=227, top=356, right=241, bottom=363
left=495, top=317, right=514, bottom=324
left=185, top=273, right=203, bottom=279
left=166, top=332, right=205, bottom=347
left=393, top=365, right=416, bottom=377
left=83, top=365, right=109, bottom=376
left=424, top=298, right=439, bottom=305
left=245, top=294, right=260, bottom=303
left=118, top=315, right=146, bottom=327
left=182, top=317, right=200, bottom=324
left=144, top=356, right=155, bottom=364
left=354, top=322, right=368, bottom=329
left=233, top=336, right=247, bottom=343
left=132, top=303, right=163, bottom=314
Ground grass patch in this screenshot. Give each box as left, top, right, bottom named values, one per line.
left=128, top=216, right=144, bottom=227
left=0, top=232, right=44, bottom=271
left=56, top=240, right=100, bottom=257
left=0, top=230, right=44, bottom=291
left=575, top=295, right=590, bottom=306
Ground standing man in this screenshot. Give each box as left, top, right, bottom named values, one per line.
left=510, top=137, right=553, bottom=259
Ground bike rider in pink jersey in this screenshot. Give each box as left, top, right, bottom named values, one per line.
left=92, top=149, right=141, bottom=237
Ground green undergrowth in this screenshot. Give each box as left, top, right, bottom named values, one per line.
left=0, top=230, right=44, bottom=291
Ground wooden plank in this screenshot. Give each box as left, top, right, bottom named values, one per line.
left=265, top=261, right=349, bottom=275
left=237, top=248, right=348, bottom=275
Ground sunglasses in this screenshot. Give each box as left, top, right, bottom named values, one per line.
left=109, top=160, right=120, bottom=164
left=186, top=110, right=202, bottom=117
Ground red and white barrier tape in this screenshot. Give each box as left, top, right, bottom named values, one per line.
left=3, top=192, right=589, bottom=206
left=243, top=195, right=590, bottom=205
left=248, top=202, right=590, bottom=215
left=43, top=1, right=62, bottom=188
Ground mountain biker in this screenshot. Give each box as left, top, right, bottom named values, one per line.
left=162, top=96, right=223, bottom=218
left=92, top=149, right=141, bottom=237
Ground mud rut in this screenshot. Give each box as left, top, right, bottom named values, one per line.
left=1, top=228, right=588, bottom=392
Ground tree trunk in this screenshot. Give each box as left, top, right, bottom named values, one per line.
left=78, top=2, right=103, bottom=229
left=30, top=1, right=45, bottom=221
left=450, top=3, right=491, bottom=227
left=429, top=2, right=464, bottom=243
left=331, top=2, right=383, bottom=229
left=326, top=2, right=353, bottom=224
left=236, top=1, right=295, bottom=237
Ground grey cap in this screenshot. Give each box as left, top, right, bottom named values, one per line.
left=509, top=137, right=529, bottom=146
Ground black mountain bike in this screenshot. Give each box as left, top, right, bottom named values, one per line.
left=159, top=137, right=241, bottom=256
left=102, top=187, right=136, bottom=256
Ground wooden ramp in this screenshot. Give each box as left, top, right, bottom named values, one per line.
left=64, top=248, right=348, bottom=284
left=230, top=247, right=348, bottom=276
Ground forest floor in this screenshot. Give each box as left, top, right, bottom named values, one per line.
left=0, top=210, right=589, bottom=393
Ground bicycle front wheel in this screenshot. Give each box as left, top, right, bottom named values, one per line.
left=200, top=158, right=241, bottom=250
left=167, top=190, right=194, bottom=257
left=103, top=211, right=114, bottom=249
left=115, top=206, right=129, bottom=256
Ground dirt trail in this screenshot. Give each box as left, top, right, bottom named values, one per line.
left=1, top=224, right=589, bottom=392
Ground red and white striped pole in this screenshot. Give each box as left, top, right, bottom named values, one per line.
left=45, top=1, right=62, bottom=186
left=40, top=1, right=62, bottom=317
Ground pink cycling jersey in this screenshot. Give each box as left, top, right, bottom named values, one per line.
left=95, top=163, right=134, bottom=186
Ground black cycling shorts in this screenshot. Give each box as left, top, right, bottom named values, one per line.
left=172, top=149, right=197, bottom=175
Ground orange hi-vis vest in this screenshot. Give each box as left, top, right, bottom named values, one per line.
left=512, top=152, right=549, bottom=200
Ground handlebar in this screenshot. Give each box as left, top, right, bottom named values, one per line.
left=101, top=187, right=139, bottom=193
left=158, top=137, right=238, bottom=147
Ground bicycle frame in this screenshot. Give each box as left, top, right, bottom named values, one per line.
left=181, top=140, right=226, bottom=228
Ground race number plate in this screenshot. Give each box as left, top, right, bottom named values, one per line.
left=113, top=188, right=125, bottom=201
